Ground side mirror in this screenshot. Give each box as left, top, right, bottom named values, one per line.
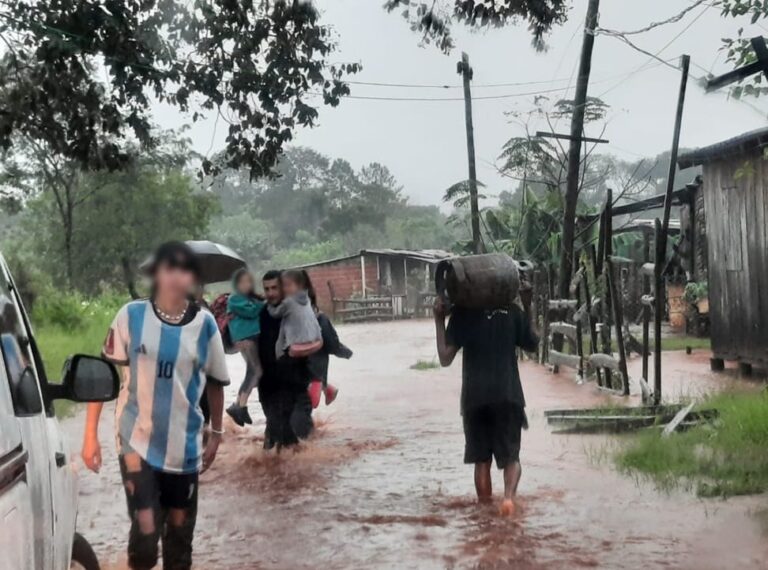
left=59, top=355, right=119, bottom=403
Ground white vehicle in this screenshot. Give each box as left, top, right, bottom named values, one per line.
left=0, top=255, right=119, bottom=570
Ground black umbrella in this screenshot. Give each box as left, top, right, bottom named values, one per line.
left=140, top=240, right=247, bottom=284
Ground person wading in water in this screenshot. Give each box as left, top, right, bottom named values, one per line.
left=433, top=283, right=538, bottom=516
left=81, top=241, right=230, bottom=569
left=257, top=270, right=314, bottom=449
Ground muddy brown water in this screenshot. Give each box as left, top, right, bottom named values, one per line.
left=64, top=320, right=768, bottom=569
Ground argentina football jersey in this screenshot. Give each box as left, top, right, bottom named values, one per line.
left=103, top=299, right=230, bottom=474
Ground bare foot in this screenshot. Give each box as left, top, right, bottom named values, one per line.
left=499, top=498, right=516, bottom=517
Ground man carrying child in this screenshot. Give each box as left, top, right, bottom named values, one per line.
left=257, top=270, right=316, bottom=448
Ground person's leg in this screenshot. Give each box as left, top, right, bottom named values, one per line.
left=308, top=378, right=323, bottom=409
left=463, top=407, right=494, bottom=502
left=159, top=470, right=199, bottom=570
left=258, top=384, right=283, bottom=450
left=120, top=453, right=162, bottom=569
left=235, top=360, right=255, bottom=408
left=500, top=462, right=522, bottom=514
left=236, top=339, right=262, bottom=408
left=474, top=461, right=493, bottom=501
left=494, top=404, right=524, bottom=516
left=323, top=383, right=339, bottom=406
left=276, top=389, right=299, bottom=449
left=290, top=388, right=314, bottom=440
left=228, top=340, right=262, bottom=425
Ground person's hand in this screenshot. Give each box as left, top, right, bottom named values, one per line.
left=201, top=432, right=222, bottom=473
left=81, top=435, right=102, bottom=473
left=433, top=296, right=448, bottom=319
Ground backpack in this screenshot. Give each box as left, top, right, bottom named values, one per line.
left=210, top=293, right=237, bottom=354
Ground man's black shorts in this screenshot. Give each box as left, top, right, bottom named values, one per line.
left=463, top=403, right=525, bottom=469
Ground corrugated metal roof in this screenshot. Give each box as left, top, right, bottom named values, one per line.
left=296, top=248, right=454, bottom=269
left=361, top=248, right=453, bottom=263
left=678, top=127, right=768, bottom=168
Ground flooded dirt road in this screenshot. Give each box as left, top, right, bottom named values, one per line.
left=65, top=320, right=768, bottom=569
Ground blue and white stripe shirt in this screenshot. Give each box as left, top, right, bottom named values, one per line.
left=103, top=300, right=230, bottom=474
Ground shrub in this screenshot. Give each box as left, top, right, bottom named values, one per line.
left=32, top=292, right=88, bottom=329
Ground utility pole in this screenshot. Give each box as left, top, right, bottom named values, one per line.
left=654, top=54, right=690, bottom=406
left=458, top=52, right=482, bottom=254
left=558, top=0, right=600, bottom=302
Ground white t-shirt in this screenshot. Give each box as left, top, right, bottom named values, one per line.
left=103, top=300, right=230, bottom=473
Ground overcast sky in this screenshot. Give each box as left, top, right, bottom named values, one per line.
left=160, top=0, right=768, bottom=205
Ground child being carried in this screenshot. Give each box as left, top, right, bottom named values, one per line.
left=268, top=269, right=323, bottom=358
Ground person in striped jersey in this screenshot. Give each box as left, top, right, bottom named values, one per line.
left=81, top=242, right=230, bottom=570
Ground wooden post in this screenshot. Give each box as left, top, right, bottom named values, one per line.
left=360, top=254, right=367, bottom=298
left=596, top=207, right=606, bottom=277
left=607, top=258, right=630, bottom=396
left=458, top=52, right=482, bottom=254
left=653, top=219, right=664, bottom=405
left=542, top=265, right=554, bottom=365
left=575, top=292, right=585, bottom=381
left=641, top=229, right=651, bottom=383
left=655, top=55, right=690, bottom=406
left=587, top=244, right=609, bottom=387
left=328, top=280, right=337, bottom=319
left=581, top=260, right=602, bottom=387
left=687, top=191, right=697, bottom=279
left=601, top=190, right=615, bottom=388
left=403, top=257, right=408, bottom=308
left=557, top=0, right=600, bottom=305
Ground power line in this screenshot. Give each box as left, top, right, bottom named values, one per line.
left=596, top=4, right=711, bottom=99
left=344, top=63, right=673, bottom=92
left=329, top=61, right=675, bottom=103
left=321, top=85, right=579, bottom=102
left=345, top=78, right=579, bottom=89
left=595, top=0, right=709, bottom=37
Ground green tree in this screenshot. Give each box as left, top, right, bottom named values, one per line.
left=33, top=167, right=217, bottom=295
left=0, top=0, right=357, bottom=176
left=384, top=0, right=569, bottom=51
left=206, top=146, right=459, bottom=267
left=1, top=130, right=196, bottom=288
left=208, top=213, right=277, bottom=266
left=718, top=1, right=768, bottom=97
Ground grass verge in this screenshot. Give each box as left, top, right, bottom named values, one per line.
left=578, top=335, right=710, bottom=356
left=659, top=336, right=711, bottom=352
left=615, top=391, right=768, bottom=497
left=410, top=359, right=440, bottom=371
left=32, top=293, right=125, bottom=417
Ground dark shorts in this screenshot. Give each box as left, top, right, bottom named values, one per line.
left=118, top=454, right=199, bottom=569
left=119, top=455, right=199, bottom=511
left=463, top=403, right=525, bottom=469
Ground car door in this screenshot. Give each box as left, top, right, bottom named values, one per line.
left=0, top=258, right=55, bottom=570
left=0, top=362, right=35, bottom=570
left=5, top=267, right=79, bottom=569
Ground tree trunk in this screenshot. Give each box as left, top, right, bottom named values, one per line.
left=63, top=218, right=75, bottom=291
left=121, top=257, right=140, bottom=300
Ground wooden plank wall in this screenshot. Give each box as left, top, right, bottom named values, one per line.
left=705, top=152, right=768, bottom=366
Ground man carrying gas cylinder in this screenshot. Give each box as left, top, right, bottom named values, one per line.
left=433, top=255, right=539, bottom=516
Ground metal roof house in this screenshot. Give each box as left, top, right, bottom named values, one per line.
left=297, top=248, right=453, bottom=319
left=678, top=128, right=768, bottom=373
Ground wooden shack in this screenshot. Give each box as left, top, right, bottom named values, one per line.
left=297, top=249, right=451, bottom=320
left=678, top=128, right=768, bottom=373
